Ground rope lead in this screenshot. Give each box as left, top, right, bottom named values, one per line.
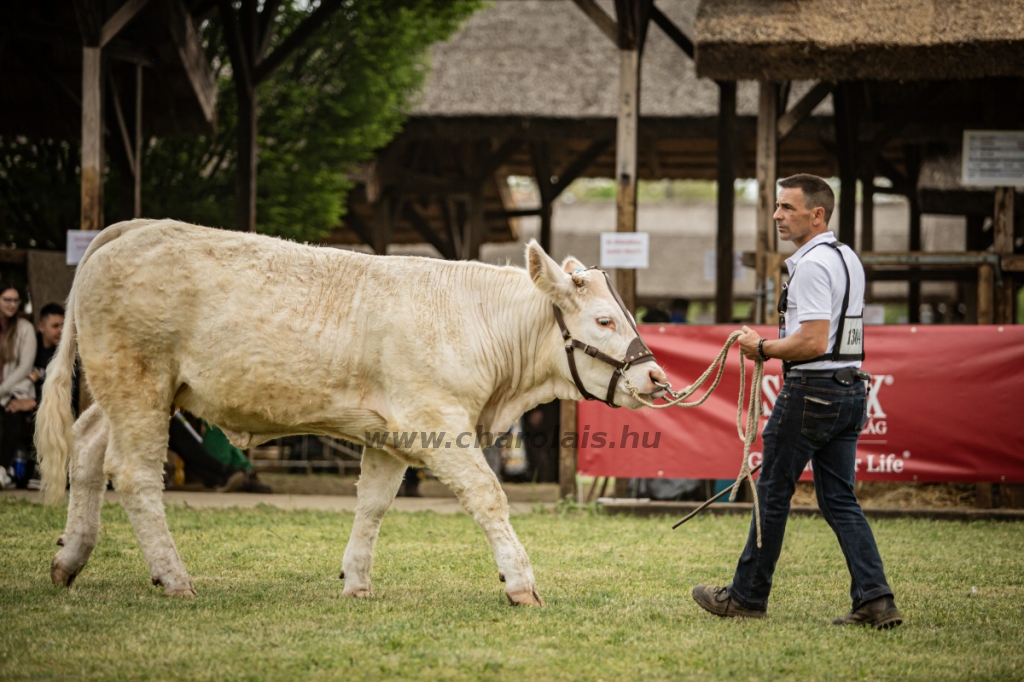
left=625, top=331, right=764, bottom=547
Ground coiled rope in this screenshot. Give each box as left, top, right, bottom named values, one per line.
left=624, top=331, right=764, bottom=547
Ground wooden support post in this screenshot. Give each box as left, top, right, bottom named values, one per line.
left=236, top=85, right=258, bottom=232
left=994, top=187, right=1015, bottom=324
left=905, top=146, right=922, bottom=323
left=372, top=195, right=392, bottom=256
left=558, top=400, right=577, bottom=500
left=531, top=142, right=554, bottom=254
left=908, top=197, right=922, bottom=323
left=134, top=64, right=143, bottom=218
left=614, top=46, right=641, bottom=315
left=977, top=263, right=994, bottom=324
left=754, top=82, right=778, bottom=324
left=834, top=83, right=858, bottom=247
left=861, top=176, right=874, bottom=253
left=464, top=189, right=485, bottom=261
left=715, top=81, right=737, bottom=323
left=81, top=46, right=105, bottom=232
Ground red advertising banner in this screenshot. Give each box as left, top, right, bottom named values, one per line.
left=577, top=325, right=1024, bottom=482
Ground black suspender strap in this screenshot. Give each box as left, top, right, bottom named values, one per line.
left=781, top=241, right=865, bottom=372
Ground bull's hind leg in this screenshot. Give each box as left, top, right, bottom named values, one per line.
left=421, top=446, right=544, bottom=607
left=104, top=408, right=195, bottom=596
left=340, top=447, right=406, bottom=597
left=52, top=405, right=109, bottom=587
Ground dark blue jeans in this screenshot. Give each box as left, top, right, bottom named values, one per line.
left=727, top=375, right=893, bottom=611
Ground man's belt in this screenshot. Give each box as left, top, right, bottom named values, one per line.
left=786, top=367, right=871, bottom=387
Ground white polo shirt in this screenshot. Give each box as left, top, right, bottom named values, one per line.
left=781, top=231, right=864, bottom=370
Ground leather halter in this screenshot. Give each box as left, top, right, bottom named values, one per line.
left=552, top=268, right=658, bottom=408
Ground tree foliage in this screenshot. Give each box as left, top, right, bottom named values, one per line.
left=0, top=0, right=479, bottom=248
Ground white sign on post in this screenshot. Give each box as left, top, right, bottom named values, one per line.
left=67, top=230, right=100, bottom=265
left=600, top=232, right=649, bottom=269
left=961, top=130, right=1024, bottom=187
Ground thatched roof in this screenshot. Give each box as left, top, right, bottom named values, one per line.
left=695, top=0, right=1024, bottom=81
left=414, top=0, right=769, bottom=118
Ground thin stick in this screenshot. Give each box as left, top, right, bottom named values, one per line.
left=671, top=464, right=762, bottom=529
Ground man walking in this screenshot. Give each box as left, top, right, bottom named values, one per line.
left=692, top=174, right=901, bottom=630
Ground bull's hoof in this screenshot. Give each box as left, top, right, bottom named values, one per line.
left=342, top=587, right=373, bottom=598
left=506, top=589, right=545, bottom=607
left=153, top=576, right=196, bottom=597
left=51, top=560, right=78, bottom=588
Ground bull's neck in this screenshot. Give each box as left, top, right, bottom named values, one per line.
left=474, top=269, right=576, bottom=432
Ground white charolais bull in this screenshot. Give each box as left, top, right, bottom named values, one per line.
left=38, top=219, right=666, bottom=605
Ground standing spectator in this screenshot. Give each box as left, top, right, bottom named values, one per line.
left=0, top=284, right=37, bottom=488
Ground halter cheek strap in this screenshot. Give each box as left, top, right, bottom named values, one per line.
left=551, top=268, right=657, bottom=407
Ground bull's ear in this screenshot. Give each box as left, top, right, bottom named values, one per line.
left=526, top=240, right=575, bottom=306
left=561, top=256, right=591, bottom=288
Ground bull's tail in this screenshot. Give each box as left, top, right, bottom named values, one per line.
left=37, top=219, right=159, bottom=505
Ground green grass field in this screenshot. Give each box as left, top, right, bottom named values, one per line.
left=2, top=498, right=1022, bottom=681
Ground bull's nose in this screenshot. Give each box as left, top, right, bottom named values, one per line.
left=649, top=366, right=667, bottom=387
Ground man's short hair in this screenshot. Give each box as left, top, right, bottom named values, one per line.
left=778, top=174, right=835, bottom=225
left=38, top=303, right=65, bottom=321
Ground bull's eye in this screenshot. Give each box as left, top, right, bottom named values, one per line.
left=597, top=317, right=614, bottom=329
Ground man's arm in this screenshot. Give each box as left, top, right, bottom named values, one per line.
left=737, top=320, right=829, bottom=362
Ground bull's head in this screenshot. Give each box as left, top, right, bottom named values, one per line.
left=526, top=241, right=668, bottom=409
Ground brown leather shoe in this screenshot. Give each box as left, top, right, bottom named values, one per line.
left=692, top=585, right=766, bottom=619
left=832, top=596, right=902, bottom=630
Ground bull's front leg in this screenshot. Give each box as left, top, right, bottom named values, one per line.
left=340, top=447, right=406, bottom=597
left=419, top=442, right=544, bottom=607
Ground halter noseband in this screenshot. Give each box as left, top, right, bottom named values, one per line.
left=552, top=268, right=658, bottom=408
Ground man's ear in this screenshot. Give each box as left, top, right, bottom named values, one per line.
left=526, top=240, right=575, bottom=307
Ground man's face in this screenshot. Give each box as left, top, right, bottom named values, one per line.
left=38, top=314, right=64, bottom=347
left=773, top=187, right=823, bottom=243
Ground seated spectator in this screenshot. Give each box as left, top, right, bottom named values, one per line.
left=0, top=284, right=38, bottom=489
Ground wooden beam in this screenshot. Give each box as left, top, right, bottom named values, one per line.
left=218, top=0, right=252, bottom=90
left=905, top=146, right=922, bottom=323
left=134, top=64, right=143, bottom=218
left=570, top=0, right=619, bottom=47
left=477, top=137, right=522, bottom=183
left=861, top=172, right=874, bottom=253
left=485, top=208, right=543, bottom=219
left=403, top=202, right=456, bottom=260
left=716, top=80, right=737, bottom=323
left=100, top=0, right=151, bottom=47
left=493, top=174, right=520, bottom=240
left=615, top=45, right=641, bottom=315
left=256, top=0, right=282, bottom=62
left=978, top=263, right=994, bottom=324
left=551, top=139, right=612, bottom=197
left=464, top=189, right=485, bottom=261
left=344, top=210, right=375, bottom=251
left=165, top=0, right=217, bottom=124
left=531, top=142, right=554, bottom=253
left=755, top=81, right=778, bottom=324
left=833, top=83, right=858, bottom=247
left=650, top=4, right=693, bottom=59
left=80, top=46, right=104, bottom=232
left=253, top=0, right=344, bottom=83
left=777, top=81, right=833, bottom=141
left=73, top=0, right=103, bottom=45
left=108, top=71, right=136, bottom=176
left=994, top=187, right=1015, bottom=324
